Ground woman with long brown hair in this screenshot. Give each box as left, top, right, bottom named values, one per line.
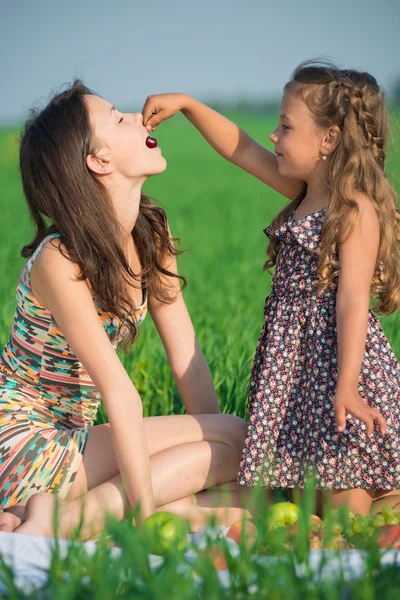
left=0, top=81, right=250, bottom=539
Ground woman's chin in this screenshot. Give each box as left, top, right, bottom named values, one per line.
left=153, top=157, right=167, bottom=175
left=142, top=160, right=167, bottom=179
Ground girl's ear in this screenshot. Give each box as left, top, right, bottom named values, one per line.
left=321, top=125, right=341, bottom=156
left=85, top=153, right=114, bottom=176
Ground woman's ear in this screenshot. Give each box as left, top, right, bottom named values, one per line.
left=85, top=153, right=114, bottom=176
left=321, top=125, right=341, bottom=156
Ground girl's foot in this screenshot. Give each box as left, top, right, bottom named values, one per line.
left=0, top=510, right=23, bottom=532
left=14, top=492, right=64, bottom=539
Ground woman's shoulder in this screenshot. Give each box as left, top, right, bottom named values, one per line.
left=29, top=234, right=86, bottom=309
left=31, top=235, right=78, bottom=276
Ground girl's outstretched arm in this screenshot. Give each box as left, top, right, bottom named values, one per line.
left=142, top=93, right=302, bottom=200
left=148, top=227, right=221, bottom=415
left=334, top=192, right=387, bottom=438
left=31, top=239, right=156, bottom=526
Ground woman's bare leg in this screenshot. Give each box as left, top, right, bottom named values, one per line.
left=66, top=414, right=247, bottom=499
left=14, top=439, right=253, bottom=540
left=0, top=504, right=25, bottom=532
left=157, top=485, right=254, bottom=530
left=1, top=413, right=247, bottom=533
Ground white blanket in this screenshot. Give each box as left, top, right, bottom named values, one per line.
left=1, top=530, right=400, bottom=594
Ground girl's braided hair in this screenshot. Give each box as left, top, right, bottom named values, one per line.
left=265, top=59, right=400, bottom=315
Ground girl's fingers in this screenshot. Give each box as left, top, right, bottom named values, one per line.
left=371, top=409, right=388, bottom=436
left=353, top=406, right=375, bottom=438
left=142, top=96, right=157, bottom=125
left=338, top=402, right=388, bottom=438
left=364, top=415, right=374, bottom=438
left=145, top=114, right=161, bottom=131
left=335, top=403, right=347, bottom=432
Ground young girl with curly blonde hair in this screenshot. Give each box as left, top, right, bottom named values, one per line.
left=143, top=60, right=400, bottom=515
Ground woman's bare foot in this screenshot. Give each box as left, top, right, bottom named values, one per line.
left=14, top=492, right=68, bottom=539
left=0, top=510, right=23, bottom=532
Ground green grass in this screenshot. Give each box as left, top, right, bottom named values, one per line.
left=1, top=111, right=399, bottom=421
left=0, top=109, right=400, bottom=597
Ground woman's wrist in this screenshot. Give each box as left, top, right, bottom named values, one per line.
left=134, top=499, right=156, bottom=527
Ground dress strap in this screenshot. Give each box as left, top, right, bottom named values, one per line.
left=25, top=233, right=61, bottom=274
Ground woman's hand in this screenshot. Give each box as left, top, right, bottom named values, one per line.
left=142, top=93, right=189, bottom=131
left=334, top=387, right=388, bottom=438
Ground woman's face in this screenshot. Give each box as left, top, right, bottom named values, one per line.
left=85, top=94, right=166, bottom=180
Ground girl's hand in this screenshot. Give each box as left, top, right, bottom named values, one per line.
left=142, top=93, right=189, bottom=131
left=334, top=387, right=388, bottom=438
left=144, top=94, right=302, bottom=200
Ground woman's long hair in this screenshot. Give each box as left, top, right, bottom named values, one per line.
left=265, top=60, right=400, bottom=315
left=19, top=80, right=186, bottom=352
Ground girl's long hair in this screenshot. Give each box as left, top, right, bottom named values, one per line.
left=19, top=80, right=186, bottom=352
left=265, top=60, right=400, bottom=315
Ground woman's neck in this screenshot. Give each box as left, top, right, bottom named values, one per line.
left=104, top=175, right=145, bottom=246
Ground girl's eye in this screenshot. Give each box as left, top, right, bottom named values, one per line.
left=118, top=117, right=124, bottom=123
left=282, top=124, right=290, bottom=130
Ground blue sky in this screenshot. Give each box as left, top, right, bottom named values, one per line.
left=1, top=0, right=399, bottom=124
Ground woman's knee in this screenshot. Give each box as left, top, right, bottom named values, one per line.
left=218, top=414, right=247, bottom=450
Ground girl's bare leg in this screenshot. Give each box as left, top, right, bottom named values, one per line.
left=323, top=489, right=375, bottom=516
left=289, top=489, right=325, bottom=516
left=370, top=490, right=400, bottom=514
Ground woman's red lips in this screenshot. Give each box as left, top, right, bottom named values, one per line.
left=146, top=136, right=158, bottom=149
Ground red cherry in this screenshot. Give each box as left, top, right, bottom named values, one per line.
left=146, top=136, right=158, bottom=149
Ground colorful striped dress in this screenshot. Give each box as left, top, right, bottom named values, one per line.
left=0, top=233, right=147, bottom=509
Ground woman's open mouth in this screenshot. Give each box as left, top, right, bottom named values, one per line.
left=146, top=135, right=158, bottom=149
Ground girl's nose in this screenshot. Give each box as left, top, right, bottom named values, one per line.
left=269, top=130, right=278, bottom=143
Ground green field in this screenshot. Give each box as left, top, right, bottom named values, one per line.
left=1, top=110, right=399, bottom=423
left=1, top=110, right=400, bottom=598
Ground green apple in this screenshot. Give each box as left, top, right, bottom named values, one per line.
left=265, top=502, right=301, bottom=530
left=142, top=511, right=188, bottom=556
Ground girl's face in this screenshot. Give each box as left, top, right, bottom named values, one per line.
left=85, top=94, right=166, bottom=180
left=269, top=91, right=324, bottom=180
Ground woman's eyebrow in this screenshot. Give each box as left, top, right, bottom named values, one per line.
left=279, top=113, right=292, bottom=122
left=110, top=106, right=116, bottom=116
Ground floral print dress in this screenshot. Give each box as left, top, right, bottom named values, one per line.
left=237, top=208, right=400, bottom=490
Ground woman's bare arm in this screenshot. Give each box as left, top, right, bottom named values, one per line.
left=31, top=240, right=155, bottom=525
left=148, top=229, right=221, bottom=414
